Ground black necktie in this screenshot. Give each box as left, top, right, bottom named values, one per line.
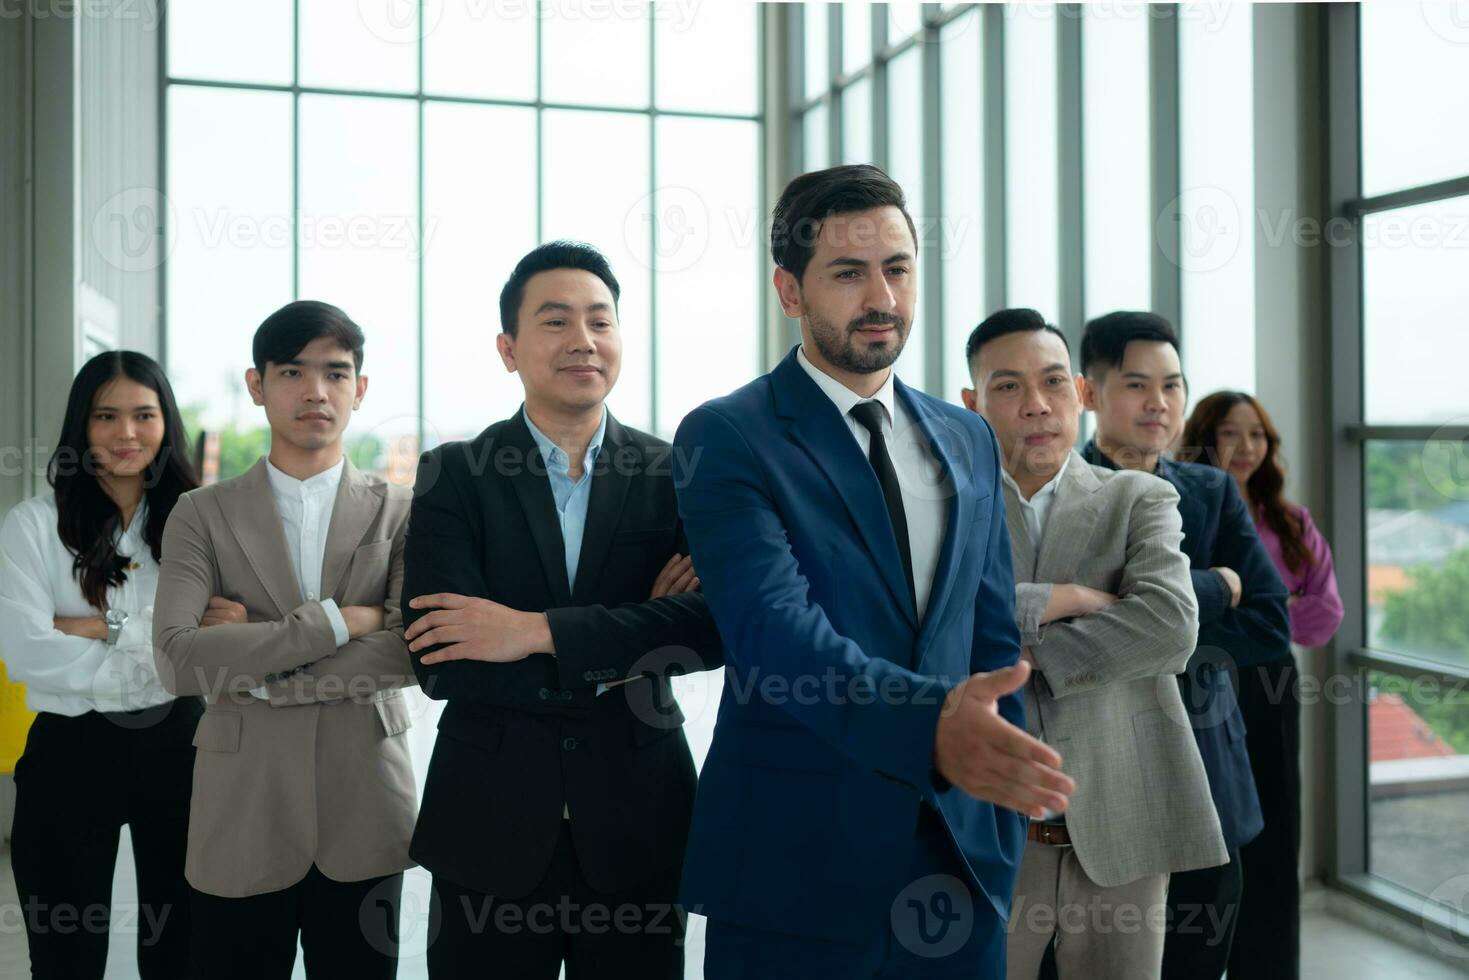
left=850, top=401, right=916, bottom=614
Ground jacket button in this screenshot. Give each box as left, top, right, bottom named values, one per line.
left=562, top=737, right=580, bottom=751
left=583, top=672, right=594, bottom=682
left=559, top=691, right=573, bottom=701
left=538, top=688, right=550, bottom=700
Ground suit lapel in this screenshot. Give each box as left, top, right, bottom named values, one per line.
left=1002, top=482, right=1036, bottom=580
left=772, top=352, right=918, bottom=629
left=1034, top=454, right=1106, bottom=583
left=321, top=458, right=381, bottom=601
left=901, top=382, right=967, bottom=657
left=217, top=459, right=302, bottom=619
left=571, top=413, right=634, bottom=606
left=505, top=410, right=573, bottom=607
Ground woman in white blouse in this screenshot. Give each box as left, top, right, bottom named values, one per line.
left=0, top=351, right=204, bottom=979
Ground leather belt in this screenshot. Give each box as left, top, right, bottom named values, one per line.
left=1028, top=821, right=1072, bottom=846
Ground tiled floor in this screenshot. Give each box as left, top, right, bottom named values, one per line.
left=1, top=838, right=1464, bottom=979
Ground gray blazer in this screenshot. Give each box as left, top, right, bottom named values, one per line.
left=153, top=458, right=418, bottom=898
left=1006, top=451, right=1226, bottom=887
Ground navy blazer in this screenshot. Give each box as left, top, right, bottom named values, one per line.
left=1084, top=440, right=1288, bottom=850
left=672, top=348, right=1027, bottom=945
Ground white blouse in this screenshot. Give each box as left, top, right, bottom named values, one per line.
left=0, top=492, right=174, bottom=715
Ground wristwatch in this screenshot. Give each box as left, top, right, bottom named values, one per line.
left=104, top=609, right=129, bottom=646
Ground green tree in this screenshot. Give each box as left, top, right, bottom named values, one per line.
left=1378, top=550, right=1469, bottom=752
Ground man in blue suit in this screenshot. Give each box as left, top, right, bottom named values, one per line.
left=672, top=164, right=1074, bottom=978
left=1076, top=311, right=1291, bottom=980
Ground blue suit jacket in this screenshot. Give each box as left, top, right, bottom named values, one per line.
left=672, top=348, right=1027, bottom=946
left=1084, top=441, right=1288, bottom=850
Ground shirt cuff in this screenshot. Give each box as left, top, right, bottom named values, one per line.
left=596, top=683, right=608, bottom=696
left=320, top=599, right=351, bottom=648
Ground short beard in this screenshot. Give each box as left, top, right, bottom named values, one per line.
left=805, top=308, right=908, bottom=374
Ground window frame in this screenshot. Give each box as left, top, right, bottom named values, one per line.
left=1325, top=2, right=1469, bottom=944
left=160, top=0, right=767, bottom=453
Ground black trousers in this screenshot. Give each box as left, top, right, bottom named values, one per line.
left=10, top=696, right=202, bottom=980
left=1228, top=658, right=1302, bottom=980
left=427, top=820, right=684, bottom=979
left=1160, top=849, right=1244, bottom=980
left=190, top=864, right=403, bottom=979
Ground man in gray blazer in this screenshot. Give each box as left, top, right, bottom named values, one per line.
left=961, top=309, right=1226, bottom=980
left=154, top=301, right=417, bottom=979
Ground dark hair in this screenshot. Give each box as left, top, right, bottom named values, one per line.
left=252, top=300, right=365, bottom=375
left=1181, top=390, right=1314, bottom=573
left=965, top=308, right=1072, bottom=373
left=770, top=164, right=919, bottom=283
left=47, top=351, right=200, bottom=609
left=498, top=241, right=622, bottom=338
left=1080, top=310, right=1180, bottom=378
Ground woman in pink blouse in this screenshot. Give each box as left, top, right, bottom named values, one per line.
left=1182, top=391, right=1345, bottom=646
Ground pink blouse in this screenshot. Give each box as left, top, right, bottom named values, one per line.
left=1254, top=504, right=1344, bottom=647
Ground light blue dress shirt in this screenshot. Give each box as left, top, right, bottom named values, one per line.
left=523, top=408, right=607, bottom=593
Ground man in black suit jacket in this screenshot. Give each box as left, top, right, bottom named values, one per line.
left=1078, top=311, right=1291, bottom=980
left=401, top=241, right=723, bottom=979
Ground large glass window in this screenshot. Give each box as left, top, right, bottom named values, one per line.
left=1082, top=6, right=1150, bottom=319
left=1003, top=3, right=1060, bottom=326
left=1360, top=3, right=1469, bottom=198
left=1362, top=196, right=1469, bottom=425
left=1344, top=2, right=1469, bottom=930
left=940, top=7, right=984, bottom=399
left=166, top=0, right=763, bottom=486
left=1178, top=2, right=1255, bottom=404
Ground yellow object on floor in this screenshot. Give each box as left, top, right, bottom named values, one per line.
left=0, top=661, right=34, bottom=775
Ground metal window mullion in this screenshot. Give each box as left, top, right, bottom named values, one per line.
left=983, top=3, right=1005, bottom=314
left=1149, top=4, right=1182, bottom=331
left=649, top=9, right=658, bottom=432
left=291, top=0, right=300, bottom=300
left=535, top=0, right=543, bottom=243
left=1325, top=0, right=1367, bottom=885
left=1347, top=174, right=1469, bottom=218
left=416, top=0, right=425, bottom=456
left=871, top=3, right=887, bottom=169
left=1057, top=5, right=1083, bottom=351
left=158, top=1, right=169, bottom=367
left=829, top=3, right=843, bottom=163
left=922, top=6, right=943, bottom=395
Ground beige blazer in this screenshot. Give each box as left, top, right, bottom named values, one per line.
left=1005, top=451, right=1227, bottom=887
left=153, top=457, right=417, bottom=898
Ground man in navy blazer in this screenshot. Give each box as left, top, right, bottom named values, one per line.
left=673, top=165, right=1074, bottom=978
left=1077, top=311, right=1290, bottom=980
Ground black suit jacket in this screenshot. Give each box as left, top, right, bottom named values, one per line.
left=1084, top=441, right=1288, bottom=849
left=402, top=408, right=724, bottom=897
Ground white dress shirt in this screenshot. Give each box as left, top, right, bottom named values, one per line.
left=0, top=493, right=172, bottom=715
left=249, top=457, right=351, bottom=697
left=796, top=346, right=948, bottom=620
left=1000, top=453, right=1071, bottom=550
left=1000, top=454, right=1071, bottom=822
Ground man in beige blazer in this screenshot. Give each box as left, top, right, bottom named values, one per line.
left=961, top=309, right=1226, bottom=980
left=154, top=301, right=416, bottom=980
